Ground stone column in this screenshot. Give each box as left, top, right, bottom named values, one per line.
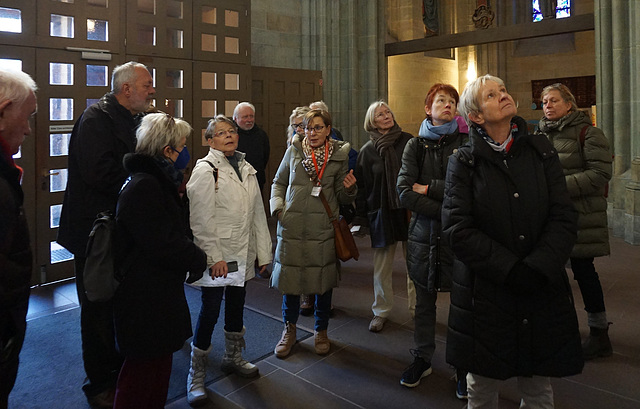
left=301, top=0, right=385, bottom=150
left=595, top=0, right=639, bottom=244
left=625, top=158, right=640, bottom=244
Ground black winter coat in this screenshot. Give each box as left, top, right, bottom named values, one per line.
left=236, top=124, right=270, bottom=190
left=442, top=117, right=583, bottom=380
left=58, top=93, right=137, bottom=256
left=354, top=132, right=412, bottom=248
left=0, top=153, right=32, bottom=367
left=114, top=154, right=207, bottom=358
left=397, top=129, right=467, bottom=292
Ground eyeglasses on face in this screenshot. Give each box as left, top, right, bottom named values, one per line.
left=291, top=123, right=303, bottom=129
left=213, top=128, right=238, bottom=138
left=374, top=109, right=392, bottom=119
left=304, top=125, right=326, bottom=133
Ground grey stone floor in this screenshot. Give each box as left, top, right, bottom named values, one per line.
left=26, top=231, right=640, bottom=409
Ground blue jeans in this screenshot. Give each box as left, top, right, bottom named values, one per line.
left=193, top=284, right=246, bottom=350
left=282, top=290, right=333, bottom=331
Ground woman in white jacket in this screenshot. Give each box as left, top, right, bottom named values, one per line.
left=185, top=115, right=272, bottom=406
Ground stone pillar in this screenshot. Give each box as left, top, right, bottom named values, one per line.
left=301, top=0, right=385, bottom=150
left=595, top=0, right=639, bottom=245
left=625, top=158, right=640, bottom=244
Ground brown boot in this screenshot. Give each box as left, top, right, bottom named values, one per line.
left=583, top=325, right=613, bottom=360
left=314, top=330, right=330, bottom=355
left=274, top=322, right=296, bottom=358
left=299, top=294, right=313, bottom=316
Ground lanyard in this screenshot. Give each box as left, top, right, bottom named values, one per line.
left=311, top=140, right=328, bottom=184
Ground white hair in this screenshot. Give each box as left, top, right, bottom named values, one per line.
left=232, top=102, right=255, bottom=121
left=0, top=68, right=37, bottom=107
left=111, top=61, right=150, bottom=94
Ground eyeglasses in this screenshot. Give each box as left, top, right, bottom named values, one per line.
left=213, top=128, right=238, bottom=138
left=291, top=123, right=303, bottom=129
left=374, top=110, right=392, bottom=119
left=304, top=125, right=326, bottom=133
left=170, top=145, right=185, bottom=154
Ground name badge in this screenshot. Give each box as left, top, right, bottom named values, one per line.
left=311, top=185, right=322, bottom=197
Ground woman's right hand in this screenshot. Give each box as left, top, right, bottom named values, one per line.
left=209, top=261, right=228, bottom=278
left=412, top=183, right=428, bottom=195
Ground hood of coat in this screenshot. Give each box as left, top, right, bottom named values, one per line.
left=290, top=132, right=351, bottom=162
left=123, top=153, right=178, bottom=190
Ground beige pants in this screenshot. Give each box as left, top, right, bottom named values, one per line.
left=371, top=241, right=416, bottom=317
left=467, top=373, right=554, bottom=409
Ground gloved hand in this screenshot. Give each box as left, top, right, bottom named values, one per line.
left=185, top=269, right=204, bottom=284
left=506, top=262, right=548, bottom=295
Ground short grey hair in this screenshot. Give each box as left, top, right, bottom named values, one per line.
left=135, top=112, right=192, bottom=157
left=205, top=115, right=237, bottom=140
left=111, top=62, right=150, bottom=94
left=541, top=83, right=578, bottom=112
left=458, top=74, right=505, bottom=127
left=363, top=100, right=394, bottom=133
left=309, top=100, right=329, bottom=111
left=232, top=102, right=255, bottom=121
left=0, top=69, right=37, bottom=107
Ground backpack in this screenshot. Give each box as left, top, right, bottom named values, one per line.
left=83, top=211, right=124, bottom=302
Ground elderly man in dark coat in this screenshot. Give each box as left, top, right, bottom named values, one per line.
left=0, top=68, right=37, bottom=408
left=57, top=61, right=155, bottom=408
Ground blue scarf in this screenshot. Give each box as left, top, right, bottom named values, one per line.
left=418, top=118, right=458, bottom=140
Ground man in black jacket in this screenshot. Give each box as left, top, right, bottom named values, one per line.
left=57, top=61, right=155, bottom=409
left=0, top=68, right=37, bottom=409
left=233, top=102, right=270, bottom=193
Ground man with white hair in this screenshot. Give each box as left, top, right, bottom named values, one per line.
left=0, top=68, right=37, bottom=407
left=233, top=102, right=270, bottom=192
left=58, top=61, right=155, bottom=409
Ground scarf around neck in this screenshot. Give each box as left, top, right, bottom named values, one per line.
left=473, top=122, right=518, bottom=153
left=301, top=136, right=334, bottom=183
left=369, top=122, right=403, bottom=210
left=537, top=110, right=580, bottom=134
left=418, top=118, right=458, bottom=140
left=153, top=156, right=184, bottom=188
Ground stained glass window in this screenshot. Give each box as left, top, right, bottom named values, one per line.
left=533, top=0, right=571, bottom=22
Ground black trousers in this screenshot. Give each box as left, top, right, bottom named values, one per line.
left=0, top=291, right=29, bottom=409
left=75, top=256, right=124, bottom=397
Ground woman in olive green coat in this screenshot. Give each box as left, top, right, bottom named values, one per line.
left=270, top=109, right=357, bottom=358
left=537, top=83, right=613, bottom=360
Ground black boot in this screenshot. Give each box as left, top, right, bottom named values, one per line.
left=582, top=325, right=613, bottom=360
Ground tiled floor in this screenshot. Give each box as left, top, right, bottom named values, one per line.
left=25, top=231, right=640, bottom=409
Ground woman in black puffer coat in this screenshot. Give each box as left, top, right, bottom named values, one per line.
left=114, top=113, right=208, bottom=409
left=443, top=75, right=582, bottom=407
left=396, top=84, right=467, bottom=393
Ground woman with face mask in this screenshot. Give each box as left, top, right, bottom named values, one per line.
left=113, top=113, right=208, bottom=408
left=184, top=115, right=272, bottom=406
left=537, top=83, right=613, bottom=360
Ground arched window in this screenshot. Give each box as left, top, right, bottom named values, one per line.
left=532, top=0, right=571, bottom=22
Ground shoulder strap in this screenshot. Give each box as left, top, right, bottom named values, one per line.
left=202, top=160, right=219, bottom=191
left=577, top=125, right=590, bottom=160
left=318, top=191, right=336, bottom=221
